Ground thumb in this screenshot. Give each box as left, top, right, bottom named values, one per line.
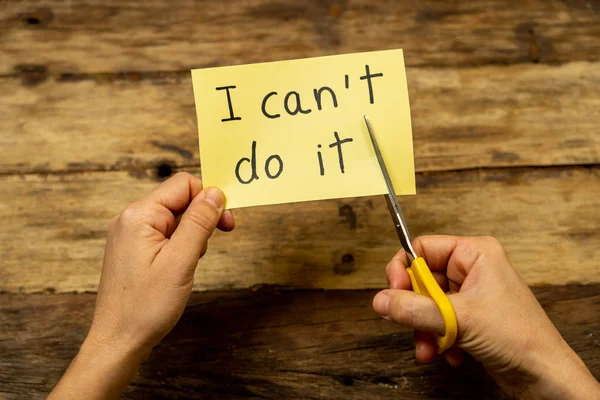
left=373, top=289, right=446, bottom=335
left=163, top=187, right=224, bottom=268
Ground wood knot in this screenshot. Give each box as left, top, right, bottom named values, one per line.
left=155, top=162, right=173, bottom=180
left=338, top=204, right=357, bottom=229
left=14, top=64, right=48, bottom=86
left=334, top=253, right=355, bottom=275
left=19, top=8, right=53, bottom=27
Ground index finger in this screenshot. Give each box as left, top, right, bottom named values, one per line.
left=412, top=235, right=460, bottom=272
left=385, top=249, right=412, bottom=290
left=413, top=235, right=491, bottom=286
left=144, top=172, right=235, bottom=233
left=144, top=172, right=203, bottom=213
left=386, top=248, right=450, bottom=291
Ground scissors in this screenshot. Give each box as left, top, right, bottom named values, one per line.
left=363, top=115, right=457, bottom=351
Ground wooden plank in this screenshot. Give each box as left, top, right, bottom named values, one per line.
left=1, top=286, right=598, bottom=399
left=1, top=166, right=598, bottom=293
left=1, top=62, right=598, bottom=175
left=1, top=0, right=599, bottom=76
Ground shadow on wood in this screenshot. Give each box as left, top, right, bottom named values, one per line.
left=131, top=291, right=500, bottom=399
left=2, top=286, right=599, bottom=399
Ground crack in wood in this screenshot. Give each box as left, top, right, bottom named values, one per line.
left=0, top=162, right=597, bottom=180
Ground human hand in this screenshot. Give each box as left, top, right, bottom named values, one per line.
left=50, top=172, right=234, bottom=399
left=372, top=235, right=600, bottom=399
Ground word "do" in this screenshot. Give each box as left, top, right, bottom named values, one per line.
left=235, top=141, right=283, bottom=184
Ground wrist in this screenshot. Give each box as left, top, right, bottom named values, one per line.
left=49, top=334, right=150, bottom=399
left=79, top=334, right=149, bottom=373
left=83, top=326, right=152, bottom=367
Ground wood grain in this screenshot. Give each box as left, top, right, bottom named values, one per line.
left=1, top=62, right=598, bottom=176
left=1, top=1, right=599, bottom=398
left=1, top=285, right=598, bottom=399
left=1, top=166, right=598, bottom=293
left=1, top=0, right=599, bottom=76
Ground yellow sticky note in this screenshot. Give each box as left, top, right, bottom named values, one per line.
left=191, top=49, right=415, bottom=209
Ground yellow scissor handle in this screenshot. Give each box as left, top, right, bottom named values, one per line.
left=406, top=257, right=458, bottom=352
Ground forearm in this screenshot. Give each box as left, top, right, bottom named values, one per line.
left=48, top=338, right=148, bottom=400
left=506, top=342, right=600, bottom=400
left=528, top=349, right=600, bottom=400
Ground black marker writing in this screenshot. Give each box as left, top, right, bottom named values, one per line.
left=359, top=65, right=383, bottom=104
left=223, top=61, right=389, bottom=185
left=284, top=91, right=312, bottom=115
left=313, top=86, right=338, bottom=111
left=235, top=141, right=284, bottom=184
left=261, top=91, right=280, bottom=119
left=316, top=144, right=324, bottom=176
left=265, top=155, right=284, bottom=179
left=235, top=141, right=259, bottom=184
left=329, top=132, right=354, bottom=174
left=216, top=85, right=242, bottom=122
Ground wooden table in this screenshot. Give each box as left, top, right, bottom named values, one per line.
left=1, top=1, right=599, bottom=398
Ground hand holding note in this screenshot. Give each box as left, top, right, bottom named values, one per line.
left=49, top=173, right=234, bottom=399
left=192, top=49, right=415, bottom=208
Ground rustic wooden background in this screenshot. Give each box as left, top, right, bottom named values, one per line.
left=1, top=1, right=599, bottom=398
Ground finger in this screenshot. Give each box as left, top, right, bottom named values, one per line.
left=387, top=250, right=449, bottom=291
left=432, top=271, right=449, bottom=292
left=449, top=279, right=461, bottom=293
left=160, top=187, right=224, bottom=271
left=116, top=200, right=177, bottom=239
left=412, top=235, right=460, bottom=272
left=416, top=235, right=507, bottom=286
left=145, top=172, right=203, bottom=214
left=412, top=235, right=483, bottom=286
left=217, top=209, right=235, bottom=232
left=166, top=203, right=234, bottom=238
left=373, top=289, right=445, bottom=335
left=385, top=249, right=412, bottom=290
left=414, top=330, right=437, bottom=363
left=156, top=203, right=178, bottom=238
left=444, top=346, right=465, bottom=367
left=169, top=213, right=184, bottom=237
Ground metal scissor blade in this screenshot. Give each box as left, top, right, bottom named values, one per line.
left=384, top=194, right=416, bottom=260
left=364, top=115, right=417, bottom=260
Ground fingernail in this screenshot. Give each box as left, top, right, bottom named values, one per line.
left=373, top=292, right=390, bottom=317
left=204, top=187, right=224, bottom=209
left=416, top=342, right=424, bottom=354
